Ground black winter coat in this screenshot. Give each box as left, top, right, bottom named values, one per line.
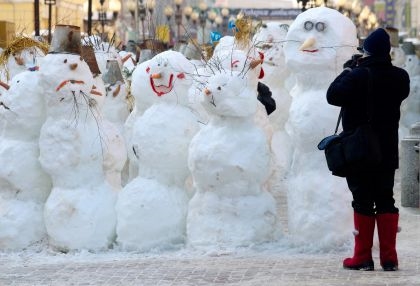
left=326, top=55, right=410, bottom=169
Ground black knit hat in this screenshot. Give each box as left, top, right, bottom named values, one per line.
left=363, top=28, right=391, bottom=57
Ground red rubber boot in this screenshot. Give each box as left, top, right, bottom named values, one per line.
left=376, top=213, right=399, bottom=271
left=343, top=212, right=375, bottom=270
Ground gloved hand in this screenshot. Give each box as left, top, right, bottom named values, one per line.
left=343, top=54, right=363, bottom=69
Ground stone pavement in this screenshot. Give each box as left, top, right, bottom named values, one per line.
left=1, top=173, right=420, bottom=286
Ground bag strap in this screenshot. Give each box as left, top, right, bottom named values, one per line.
left=333, top=67, right=373, bottom=134
left=334, top=109, right=342, bottom=135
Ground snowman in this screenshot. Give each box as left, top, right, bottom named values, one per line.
left=0, top=36, right=47, bottom=83
left=0, top=70, right=51, bottom=250
left=124, top=58, right=158, bottom=181
left=253, top=22, right=292, bottom=130
left=92, top=39, right=131, bottom=134
left=187, top=70, right=280, bottom=248
left=283, top=7, right=356, bottom=250
left=38, top=25, right=116, bottom=251
left=116, top=50, right=199, bottom=251
left=253, top=22, right=294, bottom=193
left=82, top=45, right=128, bottom=192
left=209, top=41, right=273, bottom=142
left=400, top=41, right=420, bottom=138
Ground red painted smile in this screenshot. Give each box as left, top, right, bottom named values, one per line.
left=150, top=74, right=174, bottom=96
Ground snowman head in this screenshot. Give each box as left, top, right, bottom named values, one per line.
left=209, top=49, right=264, bottom=89
left=201, top=70, right=258, bottom=118
left=0, top=36, right=47, bottom=81
left=0, top=71, right=45, bottom=139
left=284, top=7, right=358, bottom=73
left=40, top=53, right=98, bottom=118
left=144, top=50, right=194, bottom=106
left=253, top=22, right=289, bottom=68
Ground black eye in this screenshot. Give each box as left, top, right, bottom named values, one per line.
left=315, top=22, right=325, bottom=32
left=217, top=86, right=221, bottom=90
left=64, top=59, right=67, bottom=63
left=304, top=21, right=314, bottom=31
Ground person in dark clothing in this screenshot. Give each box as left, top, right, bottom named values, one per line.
left=326, top=28, right=410, bottom=271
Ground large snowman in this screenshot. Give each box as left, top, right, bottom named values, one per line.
left=38, top=25, right=117, bottom=251
left=0, top=70, right=51, bottom=250
left=187, top=70, right=280, bottom=248
left=283, top=7, right=357, bottom=250
left=116, top=50, right=199, bottom=251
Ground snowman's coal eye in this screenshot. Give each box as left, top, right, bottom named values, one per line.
left=315, top=22, right=326, bottom=32
left=64, top=59, right=67, bottom=63
left=304, top=21, right=314, bottom=31
left=217, top=86, right=222, bottom=90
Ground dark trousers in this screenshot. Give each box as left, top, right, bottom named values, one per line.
left=346, top=168, right=399, bottom=216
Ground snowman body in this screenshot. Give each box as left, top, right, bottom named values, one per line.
left=0, top=71, right=51, bottom=249
left=283, top=7, right=357, bottom=250
left=116, top=51, right=199, bottom=251
left=253, top=22, right=294, bottom=191
left=187, top=71, right=279, bottom=248
left=400, top=54, right=420, bottom=137
left=39, top=53, right=116, bottom=251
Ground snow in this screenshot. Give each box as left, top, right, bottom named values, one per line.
left=1, top=8, right=417, bottom=266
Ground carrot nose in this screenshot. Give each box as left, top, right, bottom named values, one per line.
left=151, top=73, right=162, bottom=79
left=299, top=37, right=316, bottom=51
left=204, top=88, right=211, bottom=96
left=70, top=63, right=78, bottom=70
left=0, top=81, right=10, bottom=90
left=14, top=56, right=24, bottom=66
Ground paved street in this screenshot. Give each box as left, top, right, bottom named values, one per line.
left=1, top=172, right=420, bottom=286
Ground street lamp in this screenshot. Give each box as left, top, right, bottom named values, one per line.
left=44, top=0, right=56, bottom=43
left=146, top=0, right=155, bottom=38
left=139, top=0, right=147, bottom=41
left=198, top=1, right=208, bottom=44
left=221, top=7, right=229, bottom=34
left=215, top=16, right=223, bottom=31
left=164, top=6, right=174, bottom=46
left=174, top=0, right=183, bottom=43
left=98, top=0, right=107, bottom=35
left=184, top=6, right=193, bottom=22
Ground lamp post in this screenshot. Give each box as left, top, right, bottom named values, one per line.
left=184, top=6, right=192, bottom=23
left=139, top=0, right=146, bottom=42
left=221, top=7, right=229, bottom=34
left=174, top=0, right=183, bottom=43
left=190, top=11, right=199, bottom=40
left=146, top=0, right=155, bottom=38
left=98, top=0, right=107, bottom=35
left=164, top=6, right=174, bottom=47
left=198, top=1, right=208, bottom=45
left=44, top=0, right=56, bottom=43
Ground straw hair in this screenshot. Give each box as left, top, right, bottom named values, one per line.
left=0, top=36, right=49, bottom=80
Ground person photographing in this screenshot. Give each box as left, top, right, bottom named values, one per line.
left=326, top=28, right=410, bottom=271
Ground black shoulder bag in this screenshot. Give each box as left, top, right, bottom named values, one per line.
left=317, top=68, right=382, bottom=177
